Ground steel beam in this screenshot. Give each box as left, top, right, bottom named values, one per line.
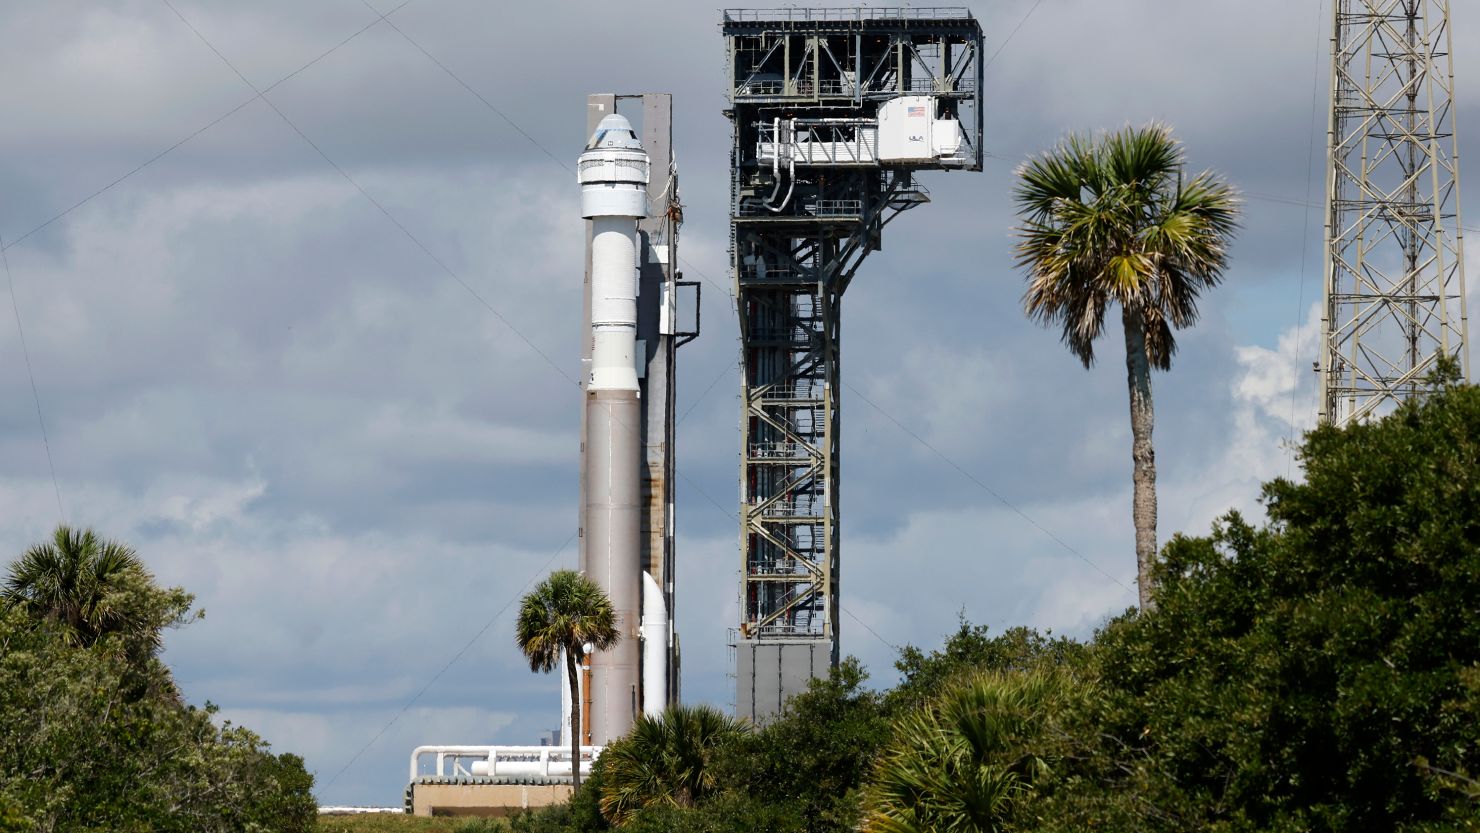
left=1321, top=0, right=1470, bottom=424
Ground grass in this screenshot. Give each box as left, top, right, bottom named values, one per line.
left=317, top=814, right=508, bottom=832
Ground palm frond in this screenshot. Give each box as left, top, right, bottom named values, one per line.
left=861, top=670, right=1079, bottom=833
left=515, top=570, right=620, bottom=675
left=598, top=703, right=747, bottom=826
left=1012, top=124, right=1240, bottom=372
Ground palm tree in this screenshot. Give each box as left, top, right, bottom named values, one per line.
left=1013, top=124, right=1239, bottom=610
left=3, top=525, right=166, bottom=655
left=860, top=670, right=1074, bottom=833
left=598, top=703, right=747, bottom=826
left=515, top=569, right=620, bottom=791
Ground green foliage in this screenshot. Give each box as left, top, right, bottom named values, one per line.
left=1037, top=384, right=1480, bottom=832
left=516, top=569, right=620, bottom=790
left=2, top=525, right=196, bottom=670
left=316, top=816, right=483, bottom=832
left=713, top=657, right=891, bottom=832
left=617, top=792, right=803, bottom=833
left=598, top=704, right=747, bottom=825
left=515, top=571, right=619, bottom=675
left=889, top=620, right=1086, bottom=713
left=862, top=669, right=1083, bottom=833
left=466, top=385, right=1480, bottom=833
left=509, top=803, right=579, bottom=833
left=0, top=530, right=314, bottom=833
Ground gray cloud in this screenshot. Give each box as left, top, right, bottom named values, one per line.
left=2, top=0, right=1475, bottom=806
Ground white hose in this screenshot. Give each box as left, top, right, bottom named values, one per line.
left=762, top=116, right=784, bottom=209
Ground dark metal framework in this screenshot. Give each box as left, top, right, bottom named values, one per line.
left=1321, top=0, right=1469, bottom=424
left=723, top=8, right=982, bottom=713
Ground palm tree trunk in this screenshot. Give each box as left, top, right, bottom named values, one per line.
left=567, top=650, right=583, bottom=792
left=1122, top=307, right=1158, bottom=611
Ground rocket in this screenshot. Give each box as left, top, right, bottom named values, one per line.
left=572, top=113, right=670, bottom=744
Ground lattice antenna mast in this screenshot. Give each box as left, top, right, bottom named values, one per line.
left=1321, top=0, right=1469, bottom=425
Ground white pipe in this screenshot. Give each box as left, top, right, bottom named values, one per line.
left=762, top=116, right=784, bottom=208
left=559, top=648, right=574, bottom=746
left=766, top=119, right=798, bottom=213
left=410, top=745, right=604, bottom=784
left=777, top=119, right=798, bottom=210
left=640, top=570, right=669, bottom=717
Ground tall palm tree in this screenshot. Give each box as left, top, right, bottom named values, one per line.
left=3, top=525, right=160, bottom=654
left=515, top=569, right=620, bottom=791
left=860, top=670, right=1074, bottom=833
left=1013, top=124, right=1239, bottom=610
left=597, top=703, right=747, bottom=826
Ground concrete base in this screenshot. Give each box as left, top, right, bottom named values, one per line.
left=735, top=639, right=832, bottom=725
left=409, top=782, right=573, bottom=817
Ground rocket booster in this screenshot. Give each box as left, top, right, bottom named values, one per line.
left=578, top=114, right=650, bottom=744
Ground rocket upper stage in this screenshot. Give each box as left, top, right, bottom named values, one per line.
left=580, top=113, right=650, bottom=394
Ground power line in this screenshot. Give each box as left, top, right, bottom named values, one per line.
left=676, top=361, right=732, bottom=426
left=322, top=531, right=577, bottom=788
left=154, top=3, right=1125, bottom=618
left=1, top=237, right=64, bottom=520
left=141, top=8, right=723, bottom=790
left=109, top=0, right=1115, bottom=752
left=843, top=381, right=1136, bottom=594
left=354, top=0, right=740, bottom=305
left=1285, top=0, right=1329, bottom=478
left=357, top=0, right=570, bottom=173
left=158, top=0, right=576, bottom=389
left=844, top=606, right=899, bottom=653
left=670, top=463, right=903, bottom=656
left=982, top=0, right=1048, bottom=71
left=1, top=0, right=414, bottom=254
left=351, top=5, right=1137, bottom=628
left=986, top=154, right=1480, bottom=236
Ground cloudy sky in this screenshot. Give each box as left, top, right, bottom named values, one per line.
left=2, top=0, right=1476, bottom=807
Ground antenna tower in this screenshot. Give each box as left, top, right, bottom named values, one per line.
left=1321, top=0, right=1469, bottom=424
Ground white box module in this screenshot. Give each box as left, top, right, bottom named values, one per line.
left=877, top=95, right=935, bottom=162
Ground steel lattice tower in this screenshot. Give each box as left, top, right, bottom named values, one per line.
left=1321, top=0, right=1470, bottom=425
left=723, top=7, right=982, bottom=721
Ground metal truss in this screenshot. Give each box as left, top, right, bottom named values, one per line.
left=1321, top=0, right=1470, bottom=425
left=724, top=8, right=982, bottom=662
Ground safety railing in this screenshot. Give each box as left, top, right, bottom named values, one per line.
left=724, top=8, right=972, bottom=23
left=759, top=383, right=825, bottom=401
left=747, top=442, right=814, bottom=460
left=408, top=746, right=603, bottom=785
left=807, top=200, right=864, bottom=216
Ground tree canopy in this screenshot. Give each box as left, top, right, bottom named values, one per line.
left=510, top=380, right=1480, bottom=833
left=517, top=569, right=621, bottom=792
left=0, top=527, right=314, bottom=832
left=1052, top=375, right=1480, bottom=832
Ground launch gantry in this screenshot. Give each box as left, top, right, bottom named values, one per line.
left=723, top=7, right=983, bottom=722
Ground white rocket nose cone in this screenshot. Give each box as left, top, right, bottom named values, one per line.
left=586, top=114, right=644, bottom=151
left=579, top=112, right=650, bottom=219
